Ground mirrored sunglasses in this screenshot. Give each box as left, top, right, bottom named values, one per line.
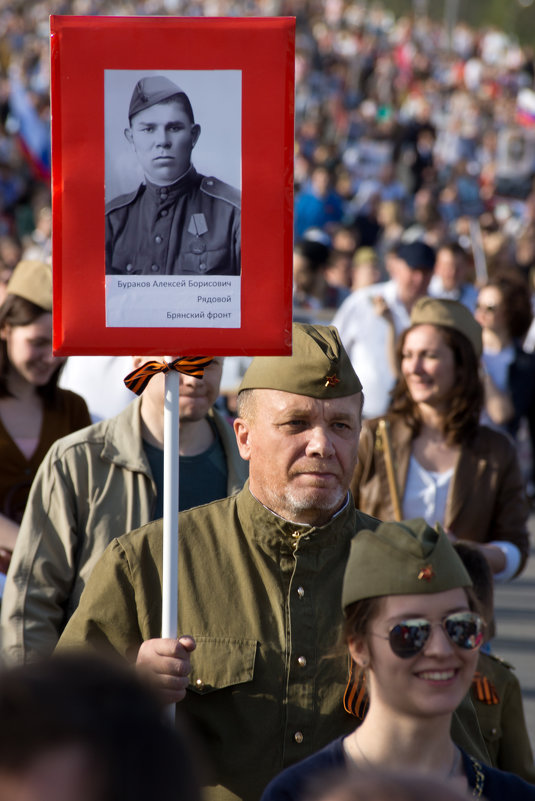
left=375, top=611, right=485, bottom=659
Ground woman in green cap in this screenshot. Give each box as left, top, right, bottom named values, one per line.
left=0, top=260, right=90, bottom=577
left=260, top=519, right=535, bottom=801
left=351, top=296, right=529, bottom=580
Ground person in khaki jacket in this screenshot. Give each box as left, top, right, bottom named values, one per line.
left=453, top=542, right=535, bottom=784
left=57, top=324, right=492, bottom=801
left=0, top=356, right=247, bottom=664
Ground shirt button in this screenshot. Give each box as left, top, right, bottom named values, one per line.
left=491, top=727, right=497, bottom=735
left=160, top=209, right=168, bottom=217
left=155, top=235, right=162, bottom=244
left=199, top=263, right=208, bottom=272
left=125, top=263, right=133, bottom=272
left=294, top=732, right=304, bottom=744
left=195, top=679, right=204, bottom=689
left=151, top=264, right=159, bottom=272
left=297, top=586, right=305, bottom=598
left=297, top=656, right=307, bottom=668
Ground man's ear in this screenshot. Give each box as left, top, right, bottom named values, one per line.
left=233, top=417, right=252, bottom=462
left=124, top=127, right=134, bottom=145
left=191, top=124, right=201, bottom=149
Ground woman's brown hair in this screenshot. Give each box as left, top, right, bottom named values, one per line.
left=481, top=270, right=533, bottom=340
left=0, top=294, right=61, bottom=402
left=389, top=325, right=484, bottom=446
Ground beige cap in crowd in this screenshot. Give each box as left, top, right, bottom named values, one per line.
left=410, top=297, right=482, bottom=358
left=6, top=260, right=52, bottom=312
left=342, top=518, right=472, bottom=610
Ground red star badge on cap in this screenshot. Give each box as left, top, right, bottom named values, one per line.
left=325, top=374, right=340, bottom=387
left=418, top=565, right=435, bottom=582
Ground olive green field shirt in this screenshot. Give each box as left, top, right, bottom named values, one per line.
left=58, top=486, right=489, bottom=801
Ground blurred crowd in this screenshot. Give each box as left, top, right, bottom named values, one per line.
left=1, top=6, right=535, bottom=800
left=1, top=1, right=535, bottom=453
left=1, top=1, right=535, bottom=284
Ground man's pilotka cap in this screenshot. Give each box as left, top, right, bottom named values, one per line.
left=128, top=76, right=193, bottom=122
left=6, top=260, right=52, bottom=312
left=410, top=296, right=483, bottom=358
left=396, top=240, right=436, bottom=271
left=342, top=518, right=472, bottom=611
left=238, top=322, right=363, bottom=399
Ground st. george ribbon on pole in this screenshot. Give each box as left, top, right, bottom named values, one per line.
left=123, top=355, right=214, bottom=723
left=162, top=360, right=180, bottom=723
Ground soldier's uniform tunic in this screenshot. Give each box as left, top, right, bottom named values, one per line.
left=58, top=485, right=490, bottom=801
left=105, top=166, right=240, bottom=276
left=472, top=651, right=535, bottom=783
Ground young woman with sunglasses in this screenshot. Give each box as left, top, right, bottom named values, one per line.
left=261, top=519, right=535, bottom=801
left=351, top=297, right=530, bottom=580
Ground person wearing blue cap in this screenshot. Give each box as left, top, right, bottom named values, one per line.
left=105, top=75, right=241, bottom=277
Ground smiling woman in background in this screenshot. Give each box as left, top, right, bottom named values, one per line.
left=0, top=260, right=90, bottom=580
left=351, top=297, right=529, bottom=581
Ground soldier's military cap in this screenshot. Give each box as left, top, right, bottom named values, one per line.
left=6, top=260, right=52, bottom=312
left=411, top=296, right=482, bottom=358
left=342, top=518, right=472, bottom=610
left=238, top=322, right=362, bottom=399
left=128, top=76, right=192, bottom=121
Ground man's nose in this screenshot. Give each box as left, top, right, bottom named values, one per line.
left=156, top=128, right=171, bottom=147
left=305, top=426, right=335, bottom=457
left=179, top=371, right=203, bottom=388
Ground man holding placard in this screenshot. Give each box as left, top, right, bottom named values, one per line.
left=105, top=75, right=241, bottom=277
left=1, top=357, right=247, bottom=664
left=58, top=324, right=489, bottom=801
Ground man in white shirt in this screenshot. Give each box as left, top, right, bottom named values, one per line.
left=333, top=240, right=435, bottom=418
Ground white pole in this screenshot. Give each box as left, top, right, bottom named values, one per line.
left=162, top=360, right=180, bottom=720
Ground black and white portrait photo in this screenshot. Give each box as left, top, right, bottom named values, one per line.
left=104, top=69, right=242, bottom=328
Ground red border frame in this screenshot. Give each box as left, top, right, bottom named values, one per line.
left=50, top=16, right=294, bottom=356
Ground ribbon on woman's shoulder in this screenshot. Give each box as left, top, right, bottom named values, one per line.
left=124, top=356, right=213, bottom=396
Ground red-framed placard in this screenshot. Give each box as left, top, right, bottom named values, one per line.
left=50, top=15, right=294, bottom=356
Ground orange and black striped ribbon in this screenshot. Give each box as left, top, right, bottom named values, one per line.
left=124, top=356, right=213, bottom=396
left=343, top=657, right=370, bottom=720
left=472, top=671, right=499, bottom=705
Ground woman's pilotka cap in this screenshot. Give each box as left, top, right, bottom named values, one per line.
left=342, top=518, right=472, bottom=610
left=6, top=260, right=52, bottom=312
left=238, top=322, right=363, bottom=399
left=410, top=296, right=483, bottom=358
